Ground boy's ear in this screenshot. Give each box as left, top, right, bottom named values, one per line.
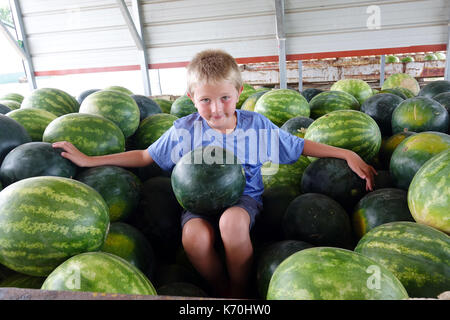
left=239, top=86, right=244, bottom=95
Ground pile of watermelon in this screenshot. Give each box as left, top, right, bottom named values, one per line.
left=0, top=75, right=449, bottom=301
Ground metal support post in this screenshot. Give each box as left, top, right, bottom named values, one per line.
left=298, top=60, right=303, bottom=92
left=275, top=0, right=287, bottom=89
left=380, top=54, right=386, bottom=87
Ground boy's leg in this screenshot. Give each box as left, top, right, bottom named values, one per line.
left=182, top=217, right=229, bottom=296
left=218, top=206, right=253, bottom=298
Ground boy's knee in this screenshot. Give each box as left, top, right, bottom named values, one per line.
left=219, top=207, right=250, bottom=242
left=182, top=218, right=215, bottom=253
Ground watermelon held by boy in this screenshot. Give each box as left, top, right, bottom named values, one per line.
left=5, top=108, right=57, bottom=141
left=42, top=113, right=125, bottom=157
left=236, top=83, right=257, bottom=109
left=418, top=80, right=450, bottom=99
left=170, top=95, right=196, bottom=118
left=330, top=79, right=373, bottom=105
left=355, top=222, right=450, bottom=298
left=21, top=88, right=79, bottom=116
left=171, top=146, right=246, bottom=215
left=79, top=90, right=140, bottom=138
left=391, top=97, right=448, bottom=134
left=267, top=247, right=408, bottom=300
left=382, top=73, right=420, bottom=96
left=41, top=252, right=157, bottom=295
left=254, top=89, right=310, bottom=127
left=408, top=149, right=450, bottom=234
left=309, top=90, right=360, bottom=119
left=0, top=176, right=110, bottom=276
left=304, top=110, right=382, bottom=163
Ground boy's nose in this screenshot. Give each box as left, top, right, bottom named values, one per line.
left=210, top=100, right=222, bottom=113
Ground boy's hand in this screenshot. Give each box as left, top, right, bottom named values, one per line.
left=52, top=141, right=91, bottom=167
left=345, top=151, right=377, bottom=191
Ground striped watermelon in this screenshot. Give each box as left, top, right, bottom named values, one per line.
left=21, top=88, right=79, bottom=116
left=355, top=221, right=450, bottom=298
left=236, top=83, right=256, bottom=109
left=0, top=176, right=110, bottom=276
left=41, top=252, right=156, bottom=295
left=133, top=113, right=178, bottom=150
left=43, top=113, right=125, bottom=156
left=80, top=90, right=140, bottom=138
left=408, top=149, right=450, bottom=233
left=103, top=85, right=133, bottom=95
left=76, top=166, right=141, bottom=222
left=170, top=95, right=196, bottom=118
left=379, top=131, right=416, bottom=168
left=6, top=108, right=57, bottom=141
left=0, top=100, right=20, bottom=110
left=391, top=97, right=449, bottom=134
left=0, top=273, right=45, bottom=289
left=309, top=90, right=360, bottom=119
left=382, top=73, right=420, bottom=96
left=153, top=98, right=173, bottom=114
left=267, top=247, right=408, bottom=300
left=304, top=110, right=382, bottom=162
left=0, top=93, right=24, bottom=104
left=241, top=89, right=270, bottom=111
left=389, top=132, right=450, bottom=190
left=330, top=79, right=373, bottom=104
left=254, top=89, right=310, bottom=127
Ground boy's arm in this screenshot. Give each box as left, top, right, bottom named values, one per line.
left=52, top=141, right=154, bottom=168
left=302, top=139, right=377, bottom=191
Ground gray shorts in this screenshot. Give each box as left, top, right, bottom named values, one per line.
left=180, top=195, right=263, bottom=231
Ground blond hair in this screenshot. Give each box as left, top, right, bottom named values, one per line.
left=186, top=49, right=243, bottom=95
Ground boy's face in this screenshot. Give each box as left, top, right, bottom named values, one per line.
left=188, top=80, right=243, bottom=132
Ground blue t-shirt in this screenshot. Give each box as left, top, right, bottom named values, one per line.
left=147, top=110, right=304, bottom=203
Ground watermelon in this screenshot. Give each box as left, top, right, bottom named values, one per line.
left=157, top=282, right=208, bottom=297
left=304, top=110, right=382, bottom=162
left=131, top=94, right=162, bottom=121
left=301, top=158, right=366, bottom=209
left=79, top=90, right=140, bottom=138
left=5, top=108, right=57, bottom=141
left=401, top=56, right=414, bottom=63
left=352, top=188, right=413, bottom=239
left=154, top=263, right=204, bottom=289
left=424, top=53, right=438, bottom=61
left=355, top=222, right=450, bottom=298
left=330, top=79, right=373, bottom=104
left=0, top=114, right=31, bottom=164
left=309, top=90, right=360, bottom=119
left=43, top=113, right=125, bottom=156
left=0, top=142, right=77, bottom=187
left=391, top=97, right=448, bottom=134
left=41, top=252, right=156, bottom=295
left=21, top=88, right=79, bottom=116
left=241, top=89, right=270, bottom=111
left=301, top=88, right=324, bottom=102
left=283, top=193, right=353, bottom=248
left=237, top=83, right=257, bottom=109
left=389, top=131, right=450, bottom=190
left=382, top=73, right=420, bottom=96
left=101, top=222, right=156, bottom=278
left=0, top=176, right=109, bottom=276
left=418, top=80, right=450, bottom=99
left=372, top=170, right=393, bottom=189
left=379, top=131, right=416, bottom=168
left=0, top=93, right=23, bottom=104
left=433, top=92, right=450, bottom=112
left=386, top=55, right=400, bottom=63
left=361, top=93, right=404, bottom=136
left=171, top=146, right=246, bottom=215
left=0, top=273, right=45, bottom=289
left=103, top=85, right=133, bottom=95
left=408, top=149, right=450, bottom=233
left=170, top=95, right=196, bottom=118
left=254, top=89, right=310, bottom=127
left=261, top=156, right=311, bottom=194
left=130, top=177, right=183, bottom=261
left=435, top=52, right=446, bottom=60
left=0, top=104, right=11, bottom=115
left=280, top=116, right=314, bottom=138
left=378, top=88, right=409, bottom=100
left=267, top=247, right=408, bottom=300
left=133, top=113, right=178, bottom=150
left=153, top=98, right=173, bottom=114
left=0, top=100, right=20, bottom=110
left=256, top=240, right=313, bottom=299
left=395, top=87, right=416, bottom=99
left=76, top=89, right=100, bottom=104
left=76, top=166, right=141, bottom=222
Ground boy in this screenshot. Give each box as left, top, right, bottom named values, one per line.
left=53, top=49, right=376, bottom=298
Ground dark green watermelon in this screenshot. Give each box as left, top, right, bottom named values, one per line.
left=76, top=89, right=100, bottom=104
left=0, top=142, right=77, bottom=187
left=433, top=92, right=450, bottom=112
left=301, top=88, right=324, bottom=102
left=0, top=104, right=11, bottom=115
left=372, top=170, right=393, bottom=190
left=131, top=95, right=162, bottom=121
left=0, top=114, right=31, bottom=164
left=282, top=193, right=353, bottom=248
left=154, top=263, right=205, bottom=290
left=280, top=116, right=314, bottom=138
left=171, top=146, right=246, bottom=215
left=378, top=88, right=409, bottom=100
left=352, top=188, right=413, bottom=239
left=300, top=157, right=366, bottom=208
left=361, top=93, right=404, bottom=136
left=0, top=273, right=45, bottom=289
left=256, top=240, right=313, bottom=299
left=418, top=80, right=450, bottom=98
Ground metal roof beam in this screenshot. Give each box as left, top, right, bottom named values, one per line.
left=275, top=0, right=287, bottom=89
left=445, top=5, right=450, bottom=80
left=0, top=19, right=26, bottom=60
left=117, top=0, right=144, bottom=51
